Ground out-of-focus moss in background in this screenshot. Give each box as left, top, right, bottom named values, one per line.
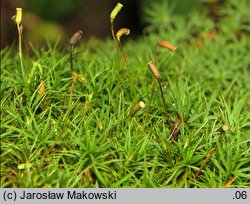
left=1, top=0, right=203, bottom=49
left=26, top=0, right=80, bottom=22
left=23, top=0, right=81, bottom=46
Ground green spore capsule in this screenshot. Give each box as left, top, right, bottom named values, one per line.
left=110, top=3, right=123, bottom=22
left=116, top=28, right=130, bottom=41
left=15, top=8, right=22, bottom=26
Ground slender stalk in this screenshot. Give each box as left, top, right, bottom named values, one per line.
left=222, top=176, right=238, bottom=188
left=18, top=26, right=24, bottom=77
left=117, top=40, right=129, bottom=75
left=148, top=44, right=158, bottom=110
left=111, top=21, right=121, bottom=78
left=194, top=148, right=216, bottom=178
left=69, top=30, right=82, bottom=73
left=111, top=22, right=121, bottom=107
left=68, top=30, right=82, bottom=105
left=69, top=76, right=77, bottom=106
left=152, top=40, right=176, bottom=90
left=147, top=61, right=170, bottom=123
left=14, top=8, right=24, bottom=79
left=117, top=37, right=136, bottom=97
left=110, top=3, right=123, bottom=78
left=149, top=40, right=177, bottom=129
left=157, top=78, right=169, bottom=123
left=148, top=42, right=166, bottom=116
left=69, top=46, right=75, bottom=106
left=69, top=46, right=74, bottom=73
left=110, top=3, right=123, bottom=106
left=41, top=32, right=82, bottom=161
left=116, top=28, right=130, bottom=73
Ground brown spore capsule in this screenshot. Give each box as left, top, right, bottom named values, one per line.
left=147, top=61, right=160, bottom=80
left=69, top=30, right=83, bottom=46
left=221, top=124, right=229, bottom=132
left=156, top=40, right=176, bottom=52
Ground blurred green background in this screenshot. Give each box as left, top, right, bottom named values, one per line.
left=2, top=0, right=248, bottom=49
left=1, top=0, right=206, bottom=48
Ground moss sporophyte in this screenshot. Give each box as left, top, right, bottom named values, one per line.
left=12, top=8, right=24, bottom=79
left=110, top=3, right=123, bottom=23
left=5, top=1, right=249, bottom=188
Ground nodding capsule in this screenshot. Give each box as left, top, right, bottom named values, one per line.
left=69, top=30, right=83, bottom=46
left=116, top=28, right=130, bottom=42
left=156, top=40, right=176, bottom=52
